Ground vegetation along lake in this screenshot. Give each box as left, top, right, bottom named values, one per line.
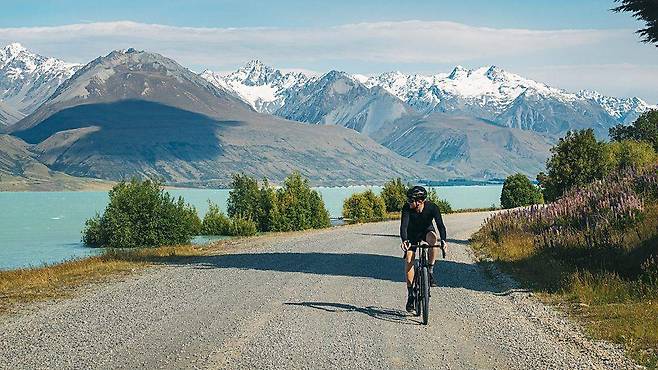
left=0, top=185, right=501, bottom=270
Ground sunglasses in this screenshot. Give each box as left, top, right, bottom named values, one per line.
left=408, top=198, right=423, bottom=204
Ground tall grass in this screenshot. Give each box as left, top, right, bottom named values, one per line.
left=473, top=165, right=658, bottom=366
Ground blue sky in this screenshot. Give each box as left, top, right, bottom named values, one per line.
left=1, top=0, right=657, bottom=102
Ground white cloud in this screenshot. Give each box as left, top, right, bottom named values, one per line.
left=0, top=20, right=656, bottom=101
left=0, top=20, right=621, bottom=65
left=521, top=64, right=658, bottom=103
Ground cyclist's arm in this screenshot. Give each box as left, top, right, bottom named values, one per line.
left=432, top=205, right=447, bottom=242
left=400, top=207, right=410, bottom=242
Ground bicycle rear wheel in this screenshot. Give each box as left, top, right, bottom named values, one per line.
left=421, top=266, right=430, bottom=325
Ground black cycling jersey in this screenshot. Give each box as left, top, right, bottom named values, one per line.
left=400, top=202, right=447, bottom=243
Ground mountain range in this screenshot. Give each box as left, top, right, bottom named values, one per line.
left=0, top=42, right=655, bottom=188
left=2, top=46, right=439, bottom=187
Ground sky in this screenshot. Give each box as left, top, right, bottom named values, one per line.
left=1, top=0, right=657, bottom=102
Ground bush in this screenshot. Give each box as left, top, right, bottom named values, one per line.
left=500, top=173, right=544, bottom=209
left=342, top=189, right=387, bottom=223
left=82, top=179, right=201, bottom=248
left=201, top=202, right=258, bottom=236
left=610, top=110, right=658, bottom=151
left=257, top=179, right=283, bottom=232
left=426, top=187, right=452, bottom=213
left=276, top=171, right=331, bottom=231
left=227, top=173, right=261, bottom=221
left=604, top=140, right=657, bottom=171
left=381, top=178, right=408, bottom=212
left=539, top=129, right=608, bottom=202
left=201, top=202, right=231, bottom=235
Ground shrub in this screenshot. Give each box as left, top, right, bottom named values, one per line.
left=82, top=179, right=201, bottom=248
left=500, top=173, right=544, bottom=209
left=539, top=129, right=608, bottom=202
left=381, top=178, right=408, bottom=212
left=257, top=179, right=283, bottom=232
left=604, top=140, right=657, bottom=171
left=201, top=202, right=258, bottom=236
left=201, top=202, right=231, bottom=235
left=342, top=189, right=386, bottom=223
left=610, top=110, right=658, bottom=151
left=226, top=173, right=261, bottom=221
left=276, top=171, right=331, bottom=231
left=427, top=187, right=452, bottom=213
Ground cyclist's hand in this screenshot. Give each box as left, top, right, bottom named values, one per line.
left=400, top=240, right=410, bottom=251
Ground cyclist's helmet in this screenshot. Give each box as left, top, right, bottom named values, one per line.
left=407, top=185, right=427, bottom=201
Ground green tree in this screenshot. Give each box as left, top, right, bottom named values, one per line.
left=540, top=129, right=608, bottom=202
left=381, top=178, right=408, bottom=212
left=226, top=173, right=260, bottom=221
left=82, top=179, right=201, bottom=248
left=604, top=140, right=657, bottom=171
left=202, top=202, right=258, bottom=236
left=500, top=173, right=544, bottom=209
left=201, top=202, right=231, bottom=235
left=427, top=187, right=452, bottom=213
left=612, top=0, right=658, bottom=45
left=276, top=171, right=330, bottom=231
left=610, top=110, right=658, bottom=152
left=342, top=189, right=386, bottom=223
left=257, top=179, right=283, bottom=232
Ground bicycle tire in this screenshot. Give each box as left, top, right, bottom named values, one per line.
left=414, top=264, right=421, bottom=317
left=421, top=266, right=430, bottom=325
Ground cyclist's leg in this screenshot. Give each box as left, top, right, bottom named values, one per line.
left=425, top=230, right=438, bottom=265
left=404, top=249, right=416, bottom=287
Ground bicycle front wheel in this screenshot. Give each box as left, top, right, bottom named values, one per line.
left=414, top=264, right=421, bottom=317
left=421, top=266, right=430, bottom=325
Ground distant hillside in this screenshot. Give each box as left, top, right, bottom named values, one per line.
left=0, top=134, right=110, bottom=191
left=9, top=49, right=441, bottom=186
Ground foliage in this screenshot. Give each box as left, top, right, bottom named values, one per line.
left=612, top=0, right=658, bottom=45
left=610, top=110, right=658, bottom=151
left=342, top=189, right=387, bottom=223
left=539, top=129, right=608, bottom=202
left=604, top=140, right=657, bottom=171
left=226, top=173, right=261, bottom=221
left=426, top=187, right=452, bottom=213
left=479, top=167, right=658, bottom=271
left=257, top=179, right=284, bottom=232
left=202, top=202, right=258, bottom=236
left=381, top=178, right=408, bottom=212
left=500, top=173, right=544, bottom=209
left=476, top=166, right=658, bottom=367
left=82, top=179, right=201, bottom=248
left=276, top=171, right=331, bottom=231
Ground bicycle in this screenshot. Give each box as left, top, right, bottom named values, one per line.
left=408, top=242, right=446, bottom=325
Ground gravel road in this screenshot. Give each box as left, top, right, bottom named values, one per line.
left=0, top=211, right=637, bottom=369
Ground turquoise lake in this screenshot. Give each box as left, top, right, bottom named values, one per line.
left=0, top=185, right=502, bottom=270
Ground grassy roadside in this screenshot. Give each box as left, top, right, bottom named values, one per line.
left=0, top=244, right=228, bottom=316
left=0, top=223, right=349, bottom=317
left=471, top=209, right=658, bottom=368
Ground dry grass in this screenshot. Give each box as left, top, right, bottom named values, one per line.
left=472, top=218, right=658, bottom=368
left=0, top=244, right=215, bottom=315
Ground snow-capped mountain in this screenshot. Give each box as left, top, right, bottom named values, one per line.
left=201, top=60, right=314, bottom=114
left=275, top=70, right=413, bottom=136
left=363, top=65, right=656, bottom=132
left=203, top=61, right=656, bottom=139
left=0, top=43, right=80, bottom=116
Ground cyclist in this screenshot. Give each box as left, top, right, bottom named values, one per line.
left=400, top=185, right=447, bottom=312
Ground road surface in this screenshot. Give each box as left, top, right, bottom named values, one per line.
left=0, top=211, right=635, bottom=369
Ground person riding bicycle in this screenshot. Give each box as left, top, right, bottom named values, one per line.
left=400, top=185, right=447, bottom=312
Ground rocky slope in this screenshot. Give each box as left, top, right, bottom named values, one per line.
left=9, top=49, right=441, bottom=186
left=0, top=43, right=79, bottom=117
